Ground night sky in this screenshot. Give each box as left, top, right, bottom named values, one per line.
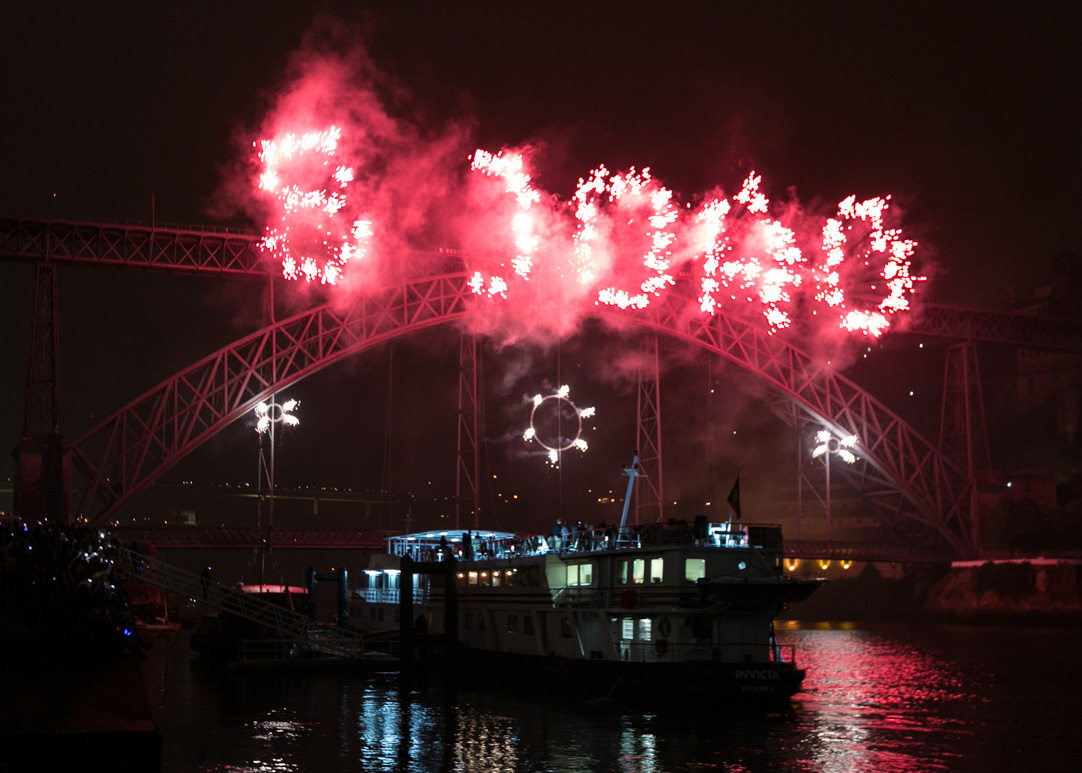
left=1, top=2, right=1079, bottom=532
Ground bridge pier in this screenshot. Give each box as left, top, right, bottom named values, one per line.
left=13, top=433, right=71, bottom=522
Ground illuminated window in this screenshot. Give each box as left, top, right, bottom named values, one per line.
left=579, top=562, right=593, bottom=585
left=507, top=614, right=518, bottom=634
left=480, top=571, right=491, bottom=587
left=632, top=558, right=645, bottom=584
left=523, top=616, right=535, bottom=635
left=637, top=618, right=653, bottom=641
left=468, top=571, right=478, bottom=586
left=650, top=557, right=664, bottom=583
left=618, top=560, right=629, bottom=584
left=622, top=618, right=634, bottom=640
left=492, top=570, right=502, bottom=587
left=685, top=558, right=706, bottom=582
left=567, top=562, right=594, bottom=586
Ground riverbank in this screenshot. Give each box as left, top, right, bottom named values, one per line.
left=783, top=559, right=1082, bottom=625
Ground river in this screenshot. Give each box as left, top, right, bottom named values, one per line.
left=140, top=621, right=1081, bottom=772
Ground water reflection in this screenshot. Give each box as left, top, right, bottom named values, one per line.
left=148, top=623, right=1082, bottom=772
left=782, top=622, right=993, bottom=772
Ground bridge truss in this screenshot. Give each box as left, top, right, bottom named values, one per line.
left=10, top=219, right=1082, bottom=560
left=60, top=270, right=974, bottom=557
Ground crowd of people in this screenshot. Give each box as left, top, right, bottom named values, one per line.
left=0, top=518, right=148, bottom=668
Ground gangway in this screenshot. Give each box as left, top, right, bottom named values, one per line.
left=115, top=547, right=372, bottom=661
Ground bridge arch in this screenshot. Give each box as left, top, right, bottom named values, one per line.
left=71, top=273, right=974, bottom=556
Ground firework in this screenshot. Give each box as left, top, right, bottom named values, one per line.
left=255, top=127, right=371, bottom=285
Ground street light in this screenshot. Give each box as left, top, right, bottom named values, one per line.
left=254, top=396, right=299, bottom=587
left=811, top=428, right=858, bottom=545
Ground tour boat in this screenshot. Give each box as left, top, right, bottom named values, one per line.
left=351, top=473, right=822, bottom=699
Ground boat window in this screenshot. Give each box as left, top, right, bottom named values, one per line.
left=637, top=618, right=653, bottom=641
left=621, top=617, right=634, bottom=640
left=523, top=615, right=535, bottom=635
left=685, top=558, right=706, bottom=582
left=618, top=560, right=629, bottom=584
left=477, top=614, right=486, bottom=632
left=507, top=614, right=518, bottom=634
left=567, top=562, right=594, bottom=586
left=561, top=616, right=572, bottom=638
left=491, top=569, right=501, bottom=587
left=457, top=572, right=466, bottom=587
left=632, top=558, right=646, bottom=585
left=480, top=571, right=491, bottom=587
left=650, top=557, right=664, bottom=583
left=467, top=571, right=479, bottom=586
left=528, top=565, right=541, bottom=586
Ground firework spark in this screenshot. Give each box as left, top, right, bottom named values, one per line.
left=255, top=127, right=372, bottom=285
left=253, top=122, right=925, bottom=340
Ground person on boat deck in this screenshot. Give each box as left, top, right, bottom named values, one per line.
left=552, top=520, right=563, bottom=552
left=561, top=521, right=572, bottom=552
left=462, top=531, right=472, bottom=560
left=438, top=534, right=449, bottom=560
left=472, top=533, right=483, bottom=557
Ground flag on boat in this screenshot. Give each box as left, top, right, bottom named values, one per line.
left=727, top=476, right=741, bottom=519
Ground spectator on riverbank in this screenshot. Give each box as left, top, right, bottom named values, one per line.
left=0, top=519, right=146, bottom=669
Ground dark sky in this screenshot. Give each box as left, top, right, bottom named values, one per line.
left=1, top=2, right=1079, bottom=530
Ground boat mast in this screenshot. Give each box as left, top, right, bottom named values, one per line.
left=619, top=455, right=645, bottom=533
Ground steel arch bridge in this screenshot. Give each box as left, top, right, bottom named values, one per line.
left=65, top=270, right=976, bottom=557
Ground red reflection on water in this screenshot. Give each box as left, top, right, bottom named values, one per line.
left=778, top=622, right=975, bottom=773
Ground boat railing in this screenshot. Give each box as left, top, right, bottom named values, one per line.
left=392, top=521, right=761, bottom=562
left=353, top=587, right=429, bottom=605
left=617, top=641, right=797, bottom=665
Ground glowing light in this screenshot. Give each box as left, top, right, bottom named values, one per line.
left=468, top=148, right=543, bottom=297
left=694, top=172, right=805, bottom=333
left=812, top=428, right=859, bottom=464
left=523, top=385, right=595, bottom=467
left=255, top=398, right=300, bottom=434
left=812, top=195, right=922, bottom=337
left=252, top=127, right=927, bottom=342
left=574, top=166, right=679, bottom=310
left=255, top=126, right=372, bottom=285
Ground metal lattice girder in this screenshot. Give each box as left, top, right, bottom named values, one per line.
left=605, top=293, right=976, bottom=557
left=72, top=273, right=974, bottom=557
left=455, top=333, right=480, bottom=529
left=635, top=335, right=664, bottom=524
left=908, top=303, right=1082, bottom=352
left=23, top=263, right=62, bottom=438
left=114, top=526, right=387, bottom=550
left=72, top=274, right=472, bottom=524
left=0, top=217, right=267, bottom=276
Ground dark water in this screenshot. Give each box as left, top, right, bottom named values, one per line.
left=141, top=621, right=1082, bottom=772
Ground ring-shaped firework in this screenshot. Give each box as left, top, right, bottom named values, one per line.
left=523, top=386, right=595, bottom=464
